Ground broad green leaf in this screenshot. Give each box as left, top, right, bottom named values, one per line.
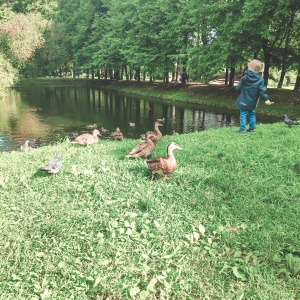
left=272, top=253, right=282, bottom=263
left=126, top=228, right=132, bottom=235
left=234, top=251, right=242, bottom=258
left=93, top=276, right=101, bottom=287
left=193, top=231, right=200, bottom=241
left=232, top=266, right=246, bottom=280
left=147, top=278, right=157, bottom=292
left=199, top=224, right=205, bottom=234
left=240, top=223, right=248, bottom=229
left=154, top=220, right=160, bottom=228
left=130, top=287, right=140, bottom=297
left=140, top=290, right=150, bottom=300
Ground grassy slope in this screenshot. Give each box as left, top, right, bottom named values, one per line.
left=0, top=123, right=299, bottom=299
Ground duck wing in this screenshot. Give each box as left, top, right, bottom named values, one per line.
left=126, top=141, right=155, bottom=158
left=146, top=157, right=176, bottom=174
left=72, top=133, right=97, bottom=145
left=146, top=157, right=164, bottom=171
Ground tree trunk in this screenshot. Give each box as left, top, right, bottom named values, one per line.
left=86, top=68, right=89, bottom=79
left=97, top=70, right=100, bottom=80
left=228, top=67, right=235, bottom=87
left=277, top=14, right=294, bottom=89
left=277, top=68, right=285, bottom=88
left=91, top=69, right=95, bottom=79
left=149, top=71, right=153, bottom=82
left=135, top=68, right=140, bottom=81
left=175, top=64, right=179, bottom=82
left=123, top=65, right=129, bottom=81
left=262, top=39, right=271, bottom=87
left=109, top=69, right=113, bottom=80
left=181, top=67, right=187, bottom=84
left=294, top=69, right=300, bottom=92
left=114, top=70, right=120, bottom=80
left=165, top=72, right=169, bottom=83
left=225, top=68, right=229, bottom=85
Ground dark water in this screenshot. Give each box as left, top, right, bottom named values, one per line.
left=0, top=86, right=278, bottom=151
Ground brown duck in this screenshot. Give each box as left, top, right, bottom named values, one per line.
left=86, top=124, right=97, bottom=129
left=125, top=132, right=155, bottom=158
left=111, top=127, right=124, bottom=141
left=145, top=142, right=182, bottom=182
left=100, top=127, right=109, bottom=134
left=71, top=129, right=101, bottom=146
left=149, top=121, right=163, bottom=143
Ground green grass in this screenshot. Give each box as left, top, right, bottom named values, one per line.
left=0, top=123, right=299, bottom=299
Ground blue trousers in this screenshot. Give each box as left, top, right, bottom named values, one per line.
left=239, top=109, right=256, bottom=131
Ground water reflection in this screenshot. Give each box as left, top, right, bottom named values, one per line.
left=0, top=86, right=276, bottom=151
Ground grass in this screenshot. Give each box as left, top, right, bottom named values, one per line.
left=0, top=122, right=299, bottom=299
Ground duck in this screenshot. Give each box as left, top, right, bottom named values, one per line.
left=86, top=124, right=97, bottom=129
left=41, top=154, right=63, bottom=174
left=71, top=129, right=101, bottom=146
left=20, top=140, right=30, bottom=151
left=100, top=127, right=109, bottom=134
left=129, top=122, right=135, bottom=127
left=148, top=121, right=163, bottom=143
left=111, top=127, right=124, bottom=141
left=156, top=118, right=166, bottom=122
left=125, top=132, right=156, bottom=158
left=145, top=142, right=182, bottom=182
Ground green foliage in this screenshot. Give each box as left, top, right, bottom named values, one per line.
left=1, top=0, right=300, bottom=88
left=0, top=3, right=50, bottom=89
left=0, top=123, right=299, bottom=298
left=0, top=53, right=18, bottom=96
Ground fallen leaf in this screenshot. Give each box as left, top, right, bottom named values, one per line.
left=226, top=226, right=240, bottom=232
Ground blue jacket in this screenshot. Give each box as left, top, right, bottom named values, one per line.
left=235, top=70, right=269, bottom=110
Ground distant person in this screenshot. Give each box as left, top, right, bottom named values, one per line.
left=236, top=59, right=274, bottom=133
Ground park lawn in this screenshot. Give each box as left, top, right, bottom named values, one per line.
left=0, top=122, right=299, bottom=299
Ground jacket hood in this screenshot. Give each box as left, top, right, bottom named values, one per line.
left=244, top=70, right=261, bottom=83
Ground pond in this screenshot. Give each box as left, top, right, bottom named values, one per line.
left=0, top=86, right=278, bottom=152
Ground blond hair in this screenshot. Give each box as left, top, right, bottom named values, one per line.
left=248, top=59, right=262, bottom=72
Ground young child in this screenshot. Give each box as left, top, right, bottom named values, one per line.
left=236, top=59, right=274, bottom=132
